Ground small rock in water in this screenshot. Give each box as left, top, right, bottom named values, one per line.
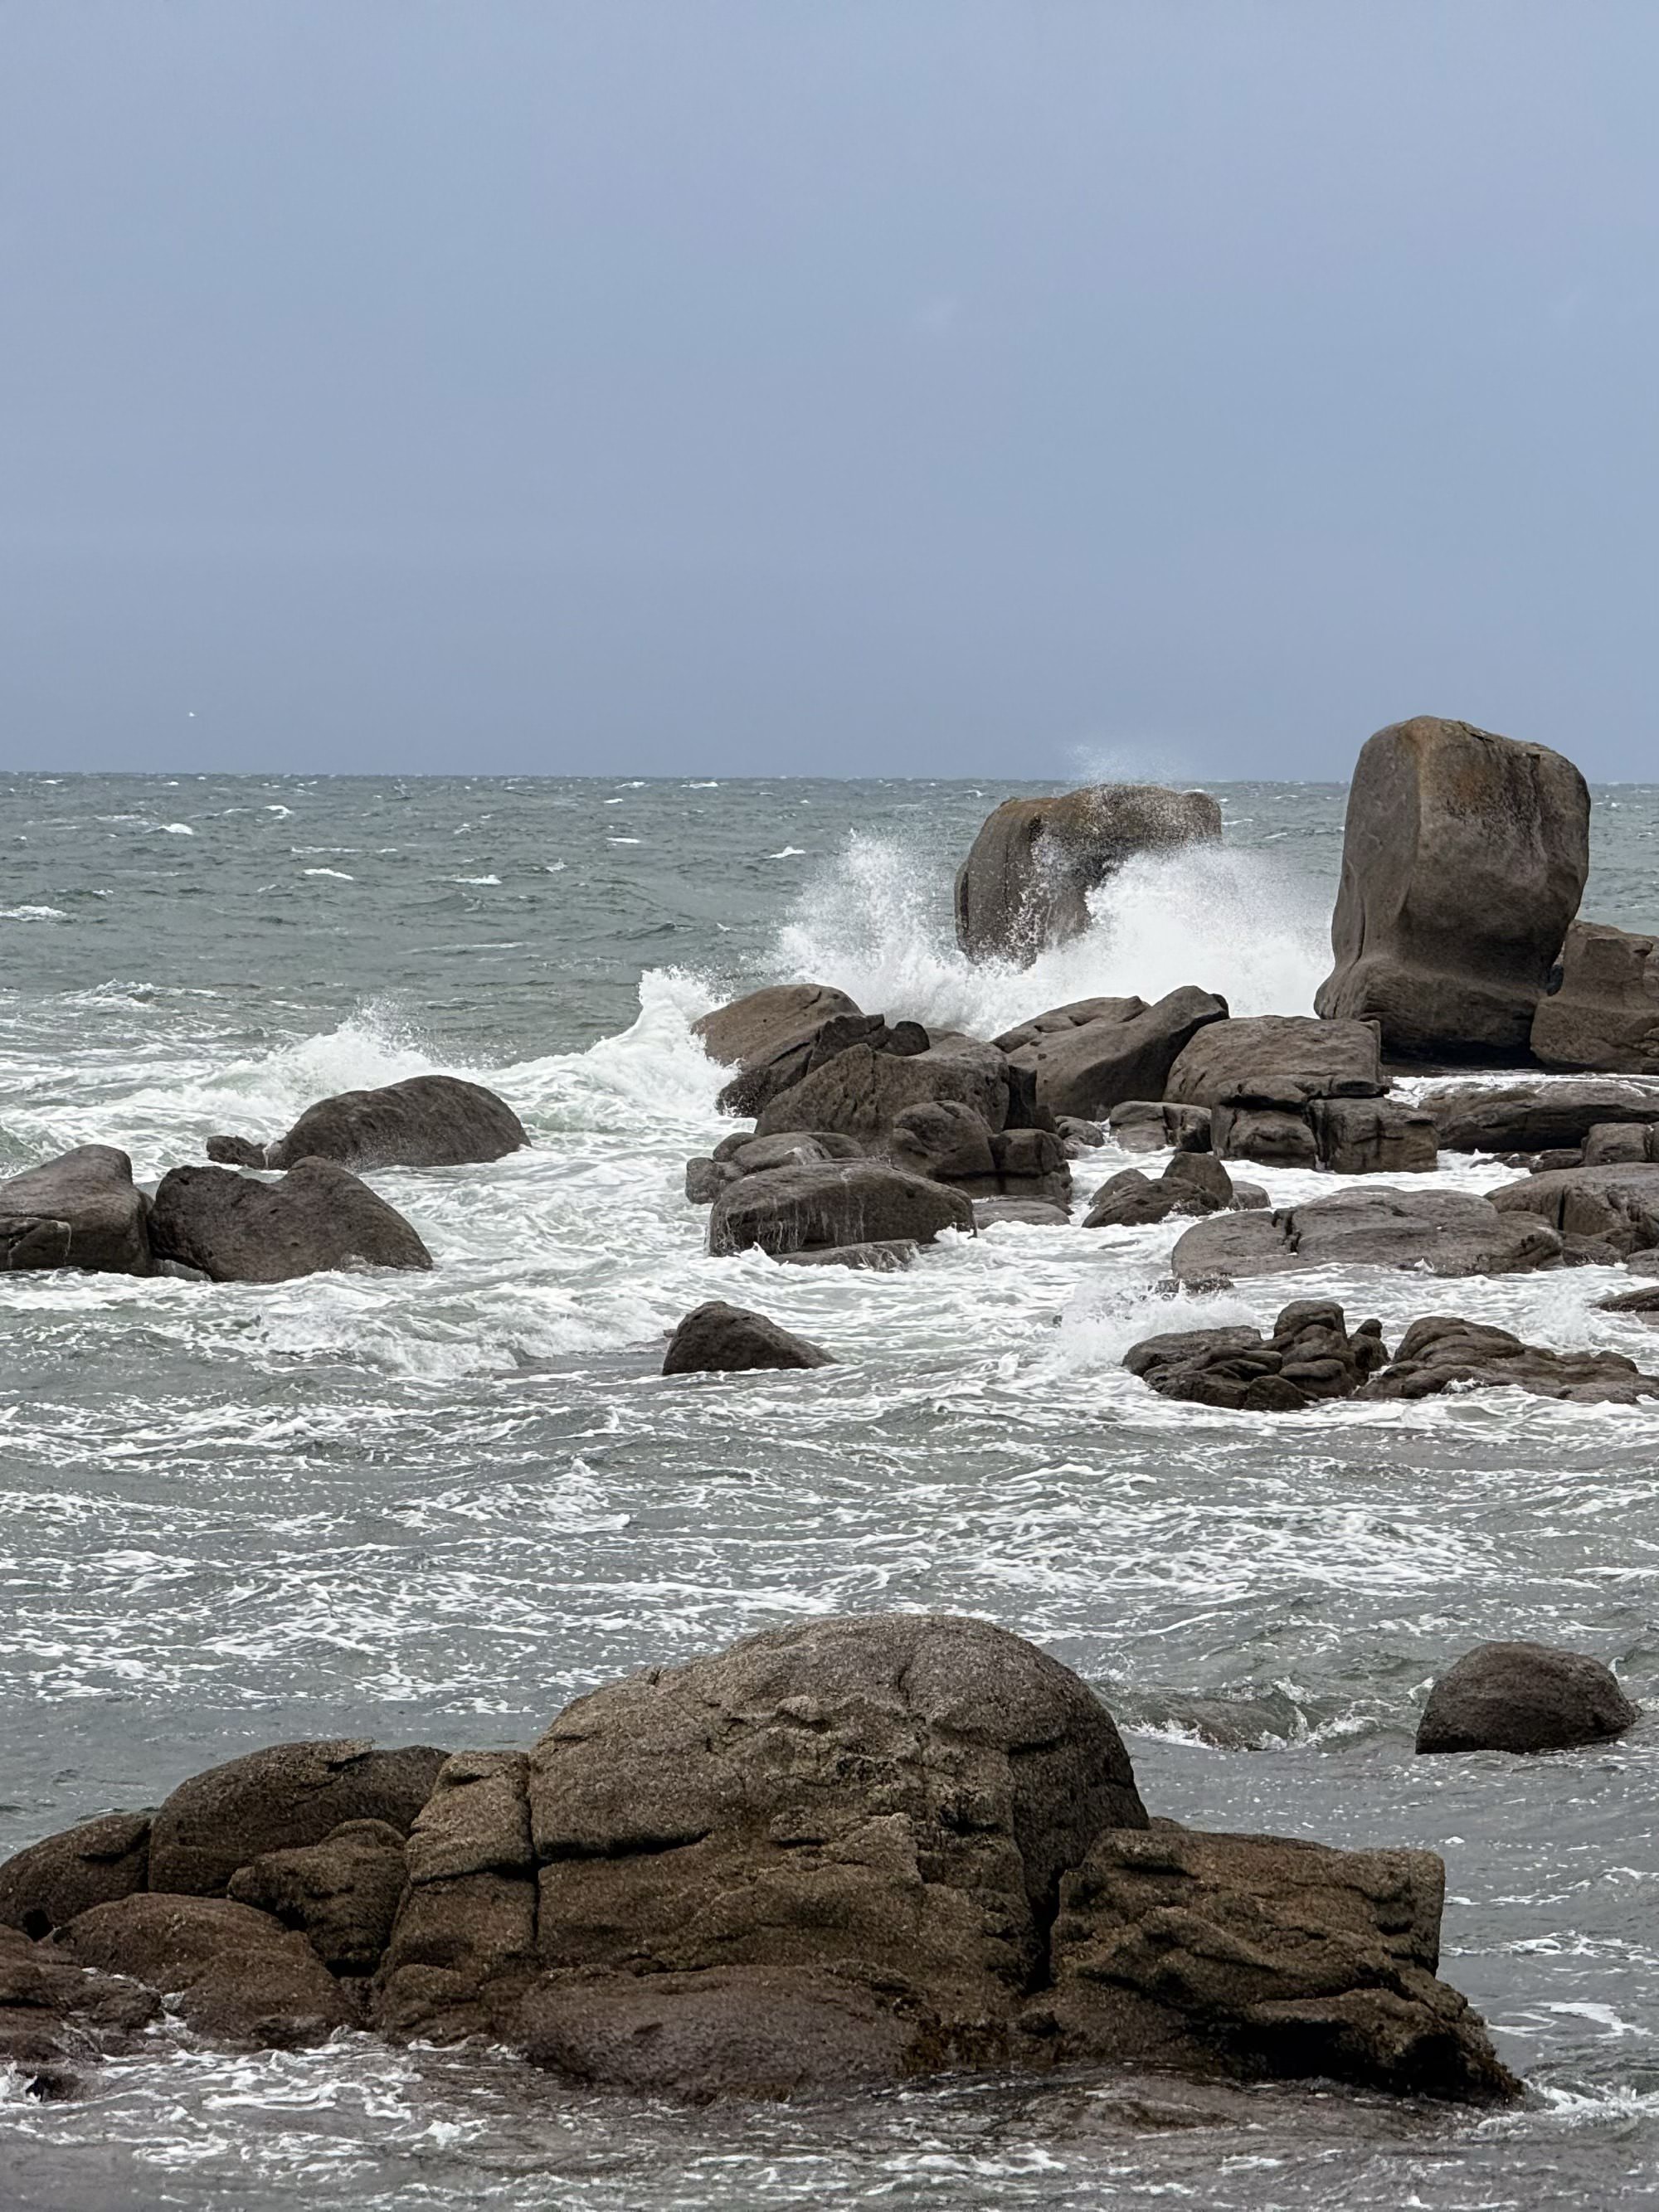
left=1416, top=1641, right=1638, bottom=1755
left=662, top=1301, right=834, bottom=1375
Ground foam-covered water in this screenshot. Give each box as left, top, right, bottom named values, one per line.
left=3, top=773, right=1659, bottom=2209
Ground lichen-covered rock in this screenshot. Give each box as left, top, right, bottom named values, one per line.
left=148, top=1160, right=435, bottom=1283
left=0, top=1813, right=151, bottom=1937
left=0, top=1145, right=153, bottom=1276
left=226, top=1819, right=408, bottom=1976
left=1417, top=1642, right=1638, bottom=1755
left=663, top=1301, right=834, bottom=1375
left=995, top=991, right=1228, bottom=1121
left=1531, top=920, right=1659, bottom=1073
left=708, top=1159, right=973, bottom=1258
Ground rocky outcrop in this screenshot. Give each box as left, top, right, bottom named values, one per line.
left=148, top=1159, right=434, bottom=1282
left=1421, top=1078, right=1659, bottom=1155
left=693, top=984, right=863, bottom=1069
left=227, top=1820, right=409, bottom=1976
left=1108, top=1100, right=1214, bottom=1154
left=0, top=1145, right=153, bottom=1276
left=1416, top=1642, right=1638, bottom=1755
left=715, top=1009, right=928, bottom=1120
left=1165, top=1014, right=1385, bottom=1111
left=995, top=990, right=1228, bottom=1121
left=0, top=1923, right=159, bottom=2080
left=1488, top=1162, right=1659, bottom=1255
left=752, top=1033, right=1013, bottom=1147
left=1047, top=1824, right=1515, bottom=2102
left=1315, top=717, right=1590, bottom=1062
left=1168, top=1186, right=1561, bottom=1282
left=1531, top=921, right=1659, bottom=1072
left=1085, top=1149, right=1241, bottom=1229
left=1125, top=1300, right=1388, bottom=1410
left=1363, top=1317, right=1659, bottom=1403
left=0, top=1812, right=151, bottom=1938
left=663, top=1301, right=834, bottom=1375
left=888, top=1101, right=1072, bottom=1208
left=1307, top=1097, right=1438, bottom=1175
left=211, top=1075, right=527, bottom=1173
left=708, top=1159, right=974, bottom=1258
left=684, top=1130, right=864, bottom=1204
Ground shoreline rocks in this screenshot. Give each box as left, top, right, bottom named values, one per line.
left=148, top=1159, right=435, bottom=1282
left=211, top=1074, right=528, bottom=1174
left=708, top=1159, right=975, bottom=1258
left=995, top=989, right=1228, bottom=1122
left=1168, top=1186, right=1562, bottom=1282
left=1531, top=921, right=1659, bottom=1073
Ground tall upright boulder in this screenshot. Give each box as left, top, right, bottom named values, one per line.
left=955, top=785, right=1222, bottom=965
left=1315, top=718, right=1589, bottom=1062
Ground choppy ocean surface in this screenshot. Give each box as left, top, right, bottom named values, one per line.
left=3, top=772, right=1659, bottom=2210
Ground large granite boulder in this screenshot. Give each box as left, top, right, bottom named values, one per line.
left=0, top=1812, right=151, bottom=1937
left=1421, top=1077, right=1659, bottom=1155
left=662, top=1301, right=834, bottom=1375
left=955, top=785, right=1223, bottom=964
left=888, top=1101, right=1072, bottom=1208
left=752, top=1033, right=1012, bottom=1146
left=1315, top=717, right=1590, bottom=1062
left=1531, top=921, right=1659, bottom=1073
left=1125, top=1299, right=1388, bottom=1411
left=0, top=1145, right=153, bottom=1276
left=1488, top=1162, right=1659, bottom=1255
left=147, top=1739, right=447, bottom=1897
left=995, top=989, right=1228, bottom=1121
left=709, top=1159, right=974, bottom=1259
left=1047, top=1824, right=1516, bottom=2102
left=1084, top=1149, right=1237, bottom=1229
left=1308, top=1097, right=1438, bottom=1176
left=693, top=983, right=863, bottom=1068
left=1168, top=1186, right=1562, bottom=1281
left=209, top=1075, right=527, bottom=1173
left=1417, top=1642, right=1638, bottom=1756
left=1165, top=1014, right=1384, bottom=1110
left=148, top=1159, right=434, bottom=1282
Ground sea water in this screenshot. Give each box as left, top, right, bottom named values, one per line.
left=2, top=773, right=1658, bottom=2210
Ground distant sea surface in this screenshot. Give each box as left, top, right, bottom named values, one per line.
left=3, top=774, right=1659, bottom=2210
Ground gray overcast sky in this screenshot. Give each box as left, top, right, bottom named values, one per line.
left=2, top=2, right=1655, bottom=779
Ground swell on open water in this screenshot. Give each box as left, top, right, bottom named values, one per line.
left=3, top=773, right=1659, bottom=2210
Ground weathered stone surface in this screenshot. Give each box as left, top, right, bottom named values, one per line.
left=1107, top=1100, right=1214, bottom=1153
left=1315, top=717, right=1590, bottom=1062
left=955, top=786, right=1222, bottom=964
left=1309, top=1096, right=1439, bottom=1176
left=1048, top=1823, right=1518, bottom=2103
left=1055, top=1116, right=1107, bottom=1154
left=1488, top=1162, right=1659, bottom=1254
left=0, top=1145, right=153, bottom=1276
left=1422, top=1078, right=1659, bottom=1155
left=529, top=1615, right=1146, bottom=2020
left=1124, top=1300, right=1388, bottom=1412
left=1165, top=1015, right=1384, bottom=1110
left=774, top=1239, right=917, bottom=1272
left=211, top=1075, right=528, bottom=1173
left=1361, top=1316, right=1659, bottom=1404
left=404, top=1753, right=533, bottom=1887
left=995, top=991, right=1228, bottom=1121
left=1168, top=1187, right=1561, bottom=1281
left=1531, top=920, right=1659, bottom=1073
left=693, top=984, right=863, bottom=1069
left=0, top=1923, right=159, bottom=2077
left=1085, top=1149, right=1236, bottom=1229
left=226, top=1819, right=408, bottom=1976
left=1210, top=1105, right=1318, bottom=1168
left=716, top=1011, right=923, bottom=1120
left=971, top=1198, right=1070, bottom=1228
left=1582, top=1121, right=1659, bottom=1165
left=1417, top=1642, right=1638, bottom=1755
left=708, top=1160, right=973, bottom=1258
left=753, top=1036, right=1012, bottom=1146
left=147, top=1739, right=447, bottom=1898
left=716, top=1130, right=864, bottom=1173
left=56, top=1894, right=355, bottom=2048
left=663, top=1301, right=834, bottom=1375
left=685, top=1157, right=741, bottom=1203
left=0, top=1813, right=150, bottom=1938
left=887, top=1099, right=995, bottom=1182
left=148, top=1159, right=434, bottom=1283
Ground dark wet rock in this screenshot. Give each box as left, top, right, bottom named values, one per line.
left=715, top=1009, right=927, bottom=1121
left=1581, top=1121, right=1659, bottom=1166
left=663, top=1301, right=834, bottom=1375
left=226, top=1819, right=408, bottom=1976
left=1315, top=716, right=1589, bottom=1062
left=693, top=984, right=863, bottom=1069
left=218, top=1075, right=528, bottom=1172
left=889, top=1105, right=1073, bottom=1208
left=1055, top=1116, right=1107, bottom=1153
left=995, top=990, right=1228, bottom=1121
left=148, top=1159, right=434, bottom=1283
left=1048, top=1823, right=1519, bottom=2103
left=56, top=1894, right=355, bottom=2048
left=1598, top=1283, right=1659, bottom=1318
left=1531, top=920, right=1659, bottom=1073
left=1085, top=1148, right=1237, bottom=1230
left=972, top=1198, right=1070, bottom=1227
left=1107, top=1099, right=1214, bottom=1153
left=1169, top=1185, right=1562, bottom=1281
left=955, top=785, right=1223, bottom=965
left=1309, top=1096, right=1439, bottom=1175
left=1360, top=1316, right=1659, bottom=1404
left=684, top=1157, right=741, bottom=1203
left=0, top=1923, right=160, bottom=2075
left=0, top=1813, right=151, bottom=1939
left=774, top=1239, right=917, bottom=1272
left=708, top=1159, right=973, bottom=1258
left=1125, top=1299, right=1388, bottom=1412
left=1416, top=1641, right=1638, bottom=1755
left=1422, top=1077, right=1659, bottom=1154
left=1165, top=1014, right=1384, bottom=1110
left=1557, top=1234, right=1626, bottom=1267
left=147, top=1739, right=447, bottom=1898
left=1489, top=1162, right=1659, bottom=1255
left=0, top=1145, right=153, bottom=1276
left=753, top=1034, right=1013, bottom=1146
left=715, top=1130, right=864, bottom=1171
left=1210, top=1105, right=1318, bottom=1168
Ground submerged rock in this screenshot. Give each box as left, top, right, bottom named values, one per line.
left=708, top=1159, right=973, bottom=1258
left=774, top=1239, right=917, bottom=1272
left=1315, top=716, right=1589, bottom=1062
left=662, top=1301, right=834, bottom=1375
left=0, top=1145, right=153, bottom=1276
left=148, top=1159, right=434, bottom=1282
left=1416, top=1642, right=1638, bottom=1755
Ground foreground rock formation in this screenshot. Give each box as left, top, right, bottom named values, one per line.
left=0, top=1616, right=1519, bottom=2105
left=0, top=1145, right=154, bottom=1276
left=1315, top=717, right=1590, bottom=1062
left=955, top=785, right=1223, bottom=965
left=148, top=1159, right=434, bottom=1282
left=1416, top=1642, right=1638, bottom=1755
left=662, top=1301, right=833, bottom=1374
left=208, top=1074, right=528, bottom=1173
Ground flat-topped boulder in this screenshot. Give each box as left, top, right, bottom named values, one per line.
left=995, top=989, right=1228, bottom=1121
left=955, top=785, right=1222, bottom=964
left=148, top=1159, right=434, bottom=1282
left=210, top=1074, right=527, bottom=1173
left=0, top=1145, right=153, bottom=1276
left=1315, top=717, right=1589, bottom=1062
left=1165, top=1014, right=1384, bottom=1109
left=693, top=983, right=863, bottom=1068
left=708, top=1159, right=974, bottom=1257
left=1531, top=921, right=1659, bottom=1073
left=1417, top=1642, right=1638, bottom=1756
left=1168, top=1186, right=1561, bottom=1281
left=1489, top=1162, right=1659, bottom=1254
left=1421, top=1077, right=1659, bottom=1154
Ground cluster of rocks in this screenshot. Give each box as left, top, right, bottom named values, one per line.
left=1126, top=1298, right=1659, bottom=1411
left=0, top=1614, right=1523, bottom=2107
left=0, top=1076, right=526, bottom=1286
